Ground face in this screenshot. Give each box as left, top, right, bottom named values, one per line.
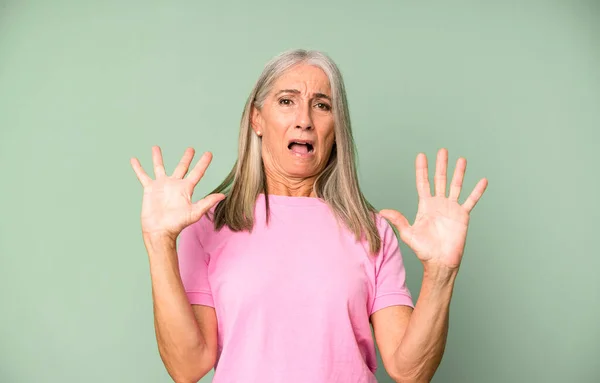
left=251, top=64, right=336, bottom=191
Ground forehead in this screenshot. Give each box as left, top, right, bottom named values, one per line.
left=272, top=64, right=331, bottom=94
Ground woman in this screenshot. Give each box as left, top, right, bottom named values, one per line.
left=130, top=49, right=488, bottom=383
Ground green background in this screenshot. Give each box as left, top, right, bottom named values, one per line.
left=1, top=1, right=598, bottom=382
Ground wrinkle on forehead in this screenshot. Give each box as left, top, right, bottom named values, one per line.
left=273, top=65, right=331, bottom=97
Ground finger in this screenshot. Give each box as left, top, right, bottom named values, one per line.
left=130, top=157, right=152, bottom=187
left=172, top=147, right=195, bottom=179
left=152, top=146, right=167, bottom=178
left=379, top=209, right=411, bottom=235
left=191, top=193, right=226, bottom=221
left=187, top=151, right=212, bottom=186
left=462, top=178, right=488, bottom=212
left=415, top=153, right=432, bottom=198
left=434, top=148, right=448, bottom=197
left=448, top=157, right=466, bottom=202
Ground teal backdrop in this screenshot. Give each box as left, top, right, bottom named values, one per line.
left=1, top=1, right=598, bottom=382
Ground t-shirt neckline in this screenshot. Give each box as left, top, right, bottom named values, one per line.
left=258, top=193, right=326, bottom=207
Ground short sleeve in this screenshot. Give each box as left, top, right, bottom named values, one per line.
left=177, top=222, right=215, bottom=307
left=370, top=217, right=415, bottom=315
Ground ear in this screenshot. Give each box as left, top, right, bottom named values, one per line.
left=250, top=105, right=263, bottom=135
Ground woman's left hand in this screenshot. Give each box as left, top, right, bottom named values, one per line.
left=380, top=148, right=488, bottom=271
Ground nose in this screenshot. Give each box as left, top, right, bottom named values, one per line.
left=295, top=102, right=313, bottom=131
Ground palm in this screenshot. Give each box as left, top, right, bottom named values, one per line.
left=381, top=148, right=488, bottom=271
left=405, top=196, right=469, bottom=268
left=130, top=146, right=225, bottom=241
left=140, top=178, right=196, bottom=237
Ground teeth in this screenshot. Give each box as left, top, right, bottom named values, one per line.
left=287, top=141, right=314, bottom=152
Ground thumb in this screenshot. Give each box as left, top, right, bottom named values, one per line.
left=379, top=209, right=411, bottom=237
left=191, top=193, right=226, bottom=222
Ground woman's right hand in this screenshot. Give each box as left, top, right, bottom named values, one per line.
left=130, top=146, right=226, bottom=244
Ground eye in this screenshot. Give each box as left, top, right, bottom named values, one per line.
left=279, top=98, right=293, bottom=106
left=316, top=102, right=331, bottom=111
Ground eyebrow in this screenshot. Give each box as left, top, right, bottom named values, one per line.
left=274, top=89, right=332, bottom=101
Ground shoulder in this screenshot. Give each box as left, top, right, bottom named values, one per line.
left=192, top=201, right=239, bottom=252
left=178, top=205, right=217, bottom=243
left=373, top=212, right=396, bottom=241
left=373, top=212, right=391, bottom=230
left=196, top=204, right=219, bottom=238
left=371, top=211, right=401, bottom=259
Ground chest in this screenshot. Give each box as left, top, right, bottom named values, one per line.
left=206, top=220, right=374, bottom=315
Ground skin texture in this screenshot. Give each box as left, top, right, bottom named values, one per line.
left=251, top=64, right=336, bottom=197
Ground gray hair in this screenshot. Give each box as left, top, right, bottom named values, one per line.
left=208, top=48, right=382, bottom=254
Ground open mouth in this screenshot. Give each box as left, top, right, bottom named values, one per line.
left=287, top=141, right=314, bottom=155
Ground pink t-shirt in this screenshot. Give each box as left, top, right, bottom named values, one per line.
left=177, top=193, right=414, bottom=383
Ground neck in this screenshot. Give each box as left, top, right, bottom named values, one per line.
left=265, top=179, right=317, bottom=198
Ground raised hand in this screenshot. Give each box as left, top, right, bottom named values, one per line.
left=130, top=146, right=226, bottom=243
left=380, top=148, right=488, bottom=271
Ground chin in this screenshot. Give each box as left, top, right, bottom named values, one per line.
left=284, top=163, right=319, bottom=177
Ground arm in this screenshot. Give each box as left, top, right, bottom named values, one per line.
left=373, top=265, right=457, bottom=383
left=130, top=147, right=224, bottom=382
left=376, top=148, right=488, bottom=382
left=145, top=236, right=218, bottom=383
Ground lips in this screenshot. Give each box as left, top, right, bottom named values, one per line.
left=287, top=139, right=315, bottom=156
left=287, top=139, right=314, bottom=151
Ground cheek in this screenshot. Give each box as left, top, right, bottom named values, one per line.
left=318, top=121, right=336, bottom=147
left=261, top=112, right=290, bottom=149
left=266, top=107, right=295, bottom=127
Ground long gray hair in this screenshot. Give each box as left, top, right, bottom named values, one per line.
left=208, top=49, right=382, bottom=255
